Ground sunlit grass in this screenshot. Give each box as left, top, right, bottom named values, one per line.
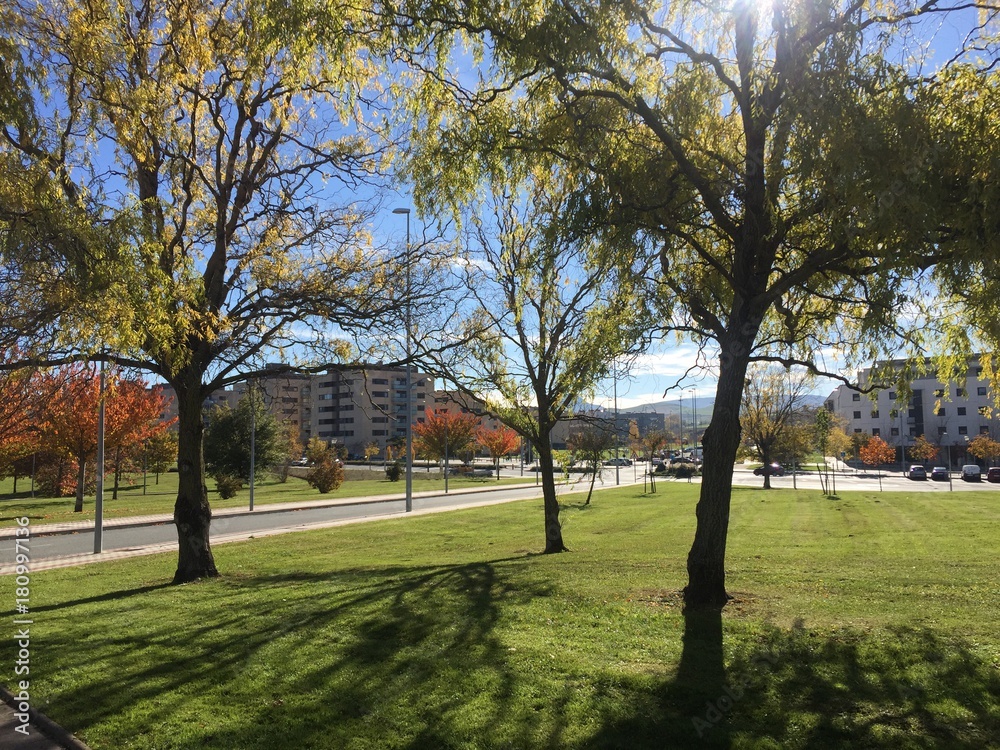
left=1, top=484, right=998, bottom=749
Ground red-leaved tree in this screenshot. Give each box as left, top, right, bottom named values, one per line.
left=413, top=409, right=481, bottom=472
left=40, top=364, right=173, bottom=510
left=859, top=436, right=897, bottom=491
left=477, top=425, right=521, bottom=479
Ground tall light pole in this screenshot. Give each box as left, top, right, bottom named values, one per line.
left=94, top=356, right=106, bottom=554
left=613, top=362, right=620, bottom=486
left=689, top=389, right=696, bottom=456
left=393, top=207, right=413, bottom=513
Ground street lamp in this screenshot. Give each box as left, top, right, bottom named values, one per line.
left=392, top=207, right=413, bottom=513
left=94, top=355, right=106, bottom=554
left=613, top=361, right=620, bottom=486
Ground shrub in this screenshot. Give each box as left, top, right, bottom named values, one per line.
left=307, top=459, right=345, bottom=494
left=385, top=462, right=403, bottom=482
left=214, top=474, right=243, bottom=499
left=670, top=462, right=699, bottom=479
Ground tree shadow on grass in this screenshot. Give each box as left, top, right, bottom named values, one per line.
left=585, top=611, right=1000, bottom=749
left=23, top=557, right=573, bottom=749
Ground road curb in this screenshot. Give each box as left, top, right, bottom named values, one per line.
left=0, top=482, right=528, bottom=540
left=0, top=685, right=92, bottom=750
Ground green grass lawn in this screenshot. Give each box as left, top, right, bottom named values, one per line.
left=0, top=469, right=536, bottom=528
left=2, top=484, right=999, bottom=749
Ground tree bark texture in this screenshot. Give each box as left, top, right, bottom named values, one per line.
left=535, top=439, right=567, bottom=554
left=172, top=378, right=218, bottom=583
left=684, top=324, right=757, bottom=610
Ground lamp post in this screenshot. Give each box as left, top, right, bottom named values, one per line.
left=94, top=355, right=106, bottom=554
left=689, top=388, right=696, bottom=456
left=393, top=207, right=413, bottom=513
left=249, top=380, right=256, bottom=512
left=613, top=362, right=620, bottom=486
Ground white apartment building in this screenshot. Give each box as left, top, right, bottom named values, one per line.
left=825, top=356, right=1000, bottom=463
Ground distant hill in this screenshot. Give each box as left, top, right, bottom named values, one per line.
left=620, top=393, right=828, bottom=418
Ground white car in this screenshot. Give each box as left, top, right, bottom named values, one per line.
left=961, top=464, right=982, bottom=481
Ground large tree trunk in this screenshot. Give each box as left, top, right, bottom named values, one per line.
left=535, top=438, right=566, bottom=553
left=172, top=377, right=218, bottom=583
left=684, top=326, right=756, bottom=610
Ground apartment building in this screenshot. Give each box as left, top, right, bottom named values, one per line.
left=825, top=356, right=1000, bottom=461
left=309, top=366, right=433, bottom=458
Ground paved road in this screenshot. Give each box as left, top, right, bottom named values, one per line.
left=2, top=464, right=996, bottom=571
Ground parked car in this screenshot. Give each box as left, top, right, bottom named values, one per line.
left=987, top=467, right=1000, bottom=483
left=907, top=465, right=927, bottom=480
left=603, top=457, right=632, bottom=466
left=753, top=462, right=785, bottom=477
left=961, top=464, right=982, bottom=482
left=930, top=466, right=949, bottom=481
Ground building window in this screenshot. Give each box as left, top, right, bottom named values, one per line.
left=982, top=426, right=991, bottom=434
left=372, top=417, right=388, bottom=424
left=337, top=418, right=354, bottom=424
left=958, top=407, right=967, bottom=416
left=936, top=408, right=945, bottom=416
left=854, top=428, right=862, bottom=433
left=957, top=387, right=968, bottom=397
left=978, top=386, right=988, bottom=396
left=852, top=393, right=861, bottom=401
left=938, top=426, right=947, bottom=436
left=853, top=411, right=862, bottom=419
left=318, top=393, right=333, bottom=401
left=319, top=406, right=335, bottom=413
left=373, top=391, right=389, bottom=398
left=979, top=406, right=990, bottom=416
left=909, top=428, right=917, bottom=436
left=872, top=428, right=880, bottom=437
left=319, top=418, right=335, bottom=425
left=891, top=427, right=900, bottom=436
left=871, top=410, right=879, bottom=418
left=975, top=367, right=983, bottom=377
left=372, top=430, right=386, bottom=436
left=373, top=378, right=389, bottom=385
left=959, top=425, right=968, bottom=435
left=889, top=391, right=896, bottom=400
left=889, top=409, right=898, bottom=418
left=934, top=388, right=945, bottom=397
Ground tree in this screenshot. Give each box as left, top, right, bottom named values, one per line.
left=306, top=444, right=345, bottom=494
left=39, top=364, right=168, bottom=511
left=641, top=429, right=671, bottom=493
left=423, top=172, right=651, bottom=553
left=967, top=434, right=1000, bottom=464
left=741, top=365, right=813, bottom=489
left=477, top=424, right=521, bottom=480
left=399, top=0, right=997, bottom=608
left=567, top=423, right=615, bottom=505
left=363, top=442, right=380, bottom=467
left=412, top=409, right=480, bottom=471
left=908, top=435, right=939, bottom=464
left=859, top=436, right=897, bottom=491
left=204, top=391, right=288, bottom=488
left=142, top=430, right=179, bottom=485
left=0, top=1, right=442, bottom=581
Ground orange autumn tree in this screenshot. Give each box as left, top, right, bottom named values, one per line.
left=477, top=424, right=521, bottom=479
left=859, top=436, right=897, bottom=492
left=0, top=358, right=44, bottom=484
left=40, top=364, right=172, bottom=510
left=413, top=409, right=480, bottom=473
